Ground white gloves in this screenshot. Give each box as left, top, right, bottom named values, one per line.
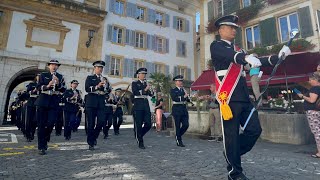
left=278, top=45, right=291, bottom=59
left=245, top=54, right=262, bottom=68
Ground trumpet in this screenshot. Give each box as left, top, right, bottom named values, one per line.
left=182, top=87, right=195, bottom=106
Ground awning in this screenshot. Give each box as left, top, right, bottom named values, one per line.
left=191, top=52, right=320, bottom=90
left=190, top=70, right=215, bottom=90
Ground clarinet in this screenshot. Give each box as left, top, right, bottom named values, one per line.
left=52, top=72, right=57, bottom=91
left=183, top=87, right=195, bottom=106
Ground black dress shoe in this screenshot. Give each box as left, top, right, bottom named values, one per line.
left=228, top=173, right=249, bottom=180
left=89, top=145, right=95, bottom=151
left=176, top=140, right=185, bottom=147
left=56, top=133, right=61, bottom=136
left=104, top=135, right=108, bottom=139
left=27, top=138, right=32, bottom=142
left=39, top=149, right=47, bottom=155
left=138, top=142, right=145, bottom=149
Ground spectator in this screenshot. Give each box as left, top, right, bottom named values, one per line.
left=297, top=73, right=320, bottom=158
left=154, top=92, right=164, bottom=132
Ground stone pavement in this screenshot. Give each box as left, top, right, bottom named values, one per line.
left=0, top=125, right=319, bottom=180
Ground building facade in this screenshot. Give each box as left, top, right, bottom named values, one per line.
left=102, top=0, right=200, bottom=90
left=0, top=0, right=107, bottom=123
left=200, top=0, right=320, bottom=72
left=0, top=0, right=200, bottom=123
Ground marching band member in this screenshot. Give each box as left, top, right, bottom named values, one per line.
left=62, top=80, right=82, bottom=140
left=113, top=88, right=125, bottom=135
left=102, top=77, right=114, bottom=140
left=210, top=15, right=291, bottom=180
left=131, top=68, right=153, bottom=149
left=35, top=59, right=66, bottom=155
left=85, top=61, right=107, bottom=150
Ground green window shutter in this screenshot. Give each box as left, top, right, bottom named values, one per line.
left=259, top=17, right=278, bottom=46
left=224, top=0, right=240, bottom=15
left=207, top=1, right=214, bottom=20
left=234, top=28, right=242, bottom=47
left=298, top=6, right=314, bottom=38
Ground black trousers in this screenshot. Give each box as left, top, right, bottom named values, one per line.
left=21, top=105, right=27, bottom=134
left=25, top=105, right=37, bottom=140
left=172, top=113, right=189, bottom=141
left=16, top=108, right=22, bottom=129
left=222, top=102, right=262, bottom=178
left=55, top=109, right=63, bottom=134
left=103, top=112, right=113, bottom=136
left=37, top=107, right=58, bottom=150
left=113, top=113, right=123, bottom=133
left=86, top=108, right=105, bottom=146
left=134, top=110, right=151, bottom=142
left=64, top=111, right=76, bottom=138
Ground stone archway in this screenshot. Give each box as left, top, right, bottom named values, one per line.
left=1, top=66, right=45, bottom=124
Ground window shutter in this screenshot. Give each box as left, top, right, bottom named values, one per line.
left=130, top=30, right=136, bottom=46
left=173, top=66, right=178, bottom=77
left=126, top=2, right=132, bottom=17
left=187, top=68, right=191, bottom=80
left=152, top=35, right=156, bottom=50
left=148, top=9, right=155, bottom=23
left=107, top=25, right=113, bottom=41
left=147, top=34, right=152, bottom=50
left=129, top=59, right=135, bottom=78
left=224, top=0, right=240, bottom=15
left=165, top=65, right=170, bottom=75
left=165, top=14, right=170, bottom=27
left=155, top=36, right=158, bottom=51
left=166, top=38, right=169, bottom=53
left=125, top=29, right=130, bottom=45
left=109, top=0, right=115, bottom=13
left=173, top=16, right=177, bottom=29
left=207, top=1, right=213, bottom=20
left=123, top=58, right=129, bottom=77
left=259, top=17, right=278, bottom=46
left=146, top=62, right=154, bottom=76
left=104, top=55, right=111, bottom=75
left=177, top=40, right=182, bottom=56
left=135, top=5, right=140, bottom=19
left=234, top=28, right=242, bottom=47
left=298, top=6, right=314, bottom=38
left=185, top=20, right=190, bottom=32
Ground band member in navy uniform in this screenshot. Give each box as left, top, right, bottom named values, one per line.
left=170, top=75, right=190, bottom=147
left=210, top=15, right=291, bottom=180
left=15, top=91, right=23, bottom=131
left=85, top=61, right=107, bottom=150
left=55, top=93, right=64, bottom=136
left=20, top=90, right=29, bottom=135
left=113, top=88, right=124, bottom=135
left=62, top=80, right=82, bottom=140
left=102, top=77, right=114, bottom=140
left=25, top=75, right=39, bottom=142
left=35, top=59, right=66, bottom=155
left=132, top=68, right=153, bottom=149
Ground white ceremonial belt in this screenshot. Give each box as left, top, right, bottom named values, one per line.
left=59, top=103, right=65, bottom=106
left=134, top=95, right=147, bottom=99
left=105, top=104, right=114, bottom=107
left=30, top=95, right=38, bottom=98
left=41, top=91, right=60, bottom=95
left=172, top=101, right=187, bottom=105
left=216, top=70, right=228, bottom=76
left=90, top=91, right=106, bottom=95
left=217, top=69, right=246, bottom=77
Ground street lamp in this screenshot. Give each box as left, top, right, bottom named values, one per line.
left=85, top=29, right=95, bottom=48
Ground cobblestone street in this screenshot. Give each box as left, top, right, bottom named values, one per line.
left=0, top=125, right=319, bottom=180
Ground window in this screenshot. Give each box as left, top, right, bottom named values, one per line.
left=156, top=37, right=164, bottom=53
left=245, top=25, right=261, bottom=49
left=177, top=66, right=187, bottom=78
left=317, top=10, right=320, bottom=36
left=242, top=0, right=251, bottom=8
left=135, top=32, right=146, bottom=49
left=112, top=26, right=124, bottom=44
left=154, top=64, right=164, bottom=73
left=136, top=6, right=146, bottom=21
left=177, top=18, right=184, bottom=31
left=115, top=0, right=125, bottom=15
left=110, top=56, right=122, bottom=76
left=278, top=13, right=299, bottom=42
left=155, top=12, right=164, bottom=26
left=213, top=0, right=223, bottom=18
left=133, top=60, right=145, bottom=78
left=177, top=40, right=187, bottom=57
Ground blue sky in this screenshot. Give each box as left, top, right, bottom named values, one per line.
left=196, top=12, right=200, bottom=32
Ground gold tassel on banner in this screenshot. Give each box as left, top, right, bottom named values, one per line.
left=218, top=91, right=233, bottom=120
